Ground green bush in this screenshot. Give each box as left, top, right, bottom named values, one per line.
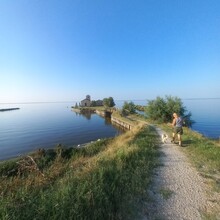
left=103, top=97, right=115, bottom=108
left=145, top=95, right=194, bottom=127
left=122, top=101, right=136, bottom=115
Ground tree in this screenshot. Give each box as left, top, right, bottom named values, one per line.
left=103, top=97, right=115, bottom=108
left=90, top=101, right=97, bottom=107
left=145, top=96, right=194, bottom=127
left=122, top=101, right=136, bottom=115
left=145, top=96, right=167, bottom=122
left=75, top=102, right=78, bottom=108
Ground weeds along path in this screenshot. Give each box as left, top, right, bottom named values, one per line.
left=142, top=126, right=219, bottom=220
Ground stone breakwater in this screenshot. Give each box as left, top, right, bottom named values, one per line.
left=111, top=116, right=133, bottom=130
left=95, top=110, right=133, bottom=130
left=72, top=107, right=133, bottom=130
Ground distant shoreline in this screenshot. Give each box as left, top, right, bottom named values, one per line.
left=0, top=97, right=220, bottom=105
left=0, top=108, right=20, bottom=112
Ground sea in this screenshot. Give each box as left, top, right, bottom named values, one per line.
left=0, top=99, right=220, bottom=161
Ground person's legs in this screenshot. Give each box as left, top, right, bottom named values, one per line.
left=172, top=132, right=176, bottom=143
left=171, top=127, right=177, bottom=143
left=177, top=134, right=182, bottom=146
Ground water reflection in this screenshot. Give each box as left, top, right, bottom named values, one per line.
left=77, top=112, right=95, bottom=120
left=105, top=117, right=112, bottom=125
left=0, top=103, right=124, bottom=161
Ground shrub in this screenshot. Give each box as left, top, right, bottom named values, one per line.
left=121, top=101, right=136, bottom=115
left=103, top=97, right=115, bottom=108
left=145, top=95, right=194, bottom=127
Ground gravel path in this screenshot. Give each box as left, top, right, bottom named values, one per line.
left=141, top=126, right=220, bottom=220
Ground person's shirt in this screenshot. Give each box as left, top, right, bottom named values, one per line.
left=175, top=117, right=183, bottom=127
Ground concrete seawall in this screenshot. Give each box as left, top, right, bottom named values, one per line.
left=72, top=107, right=133, bottom=130
left=96, top=110, right=133, bottom=130
left=95, top=110, right=106, bottom=117
left=111, top=116, right=133, bottom=130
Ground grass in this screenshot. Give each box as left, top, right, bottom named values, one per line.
left=0, top=124, right=160, bottom=220
left=2, top=111, right=219, bottom=219
left=111, top=111, right=139, bottom=126
left=159, top=188, right=173, bottom=200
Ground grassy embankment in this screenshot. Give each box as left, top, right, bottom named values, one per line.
left=2, top=107, right=219, bottom=219
left=0, top=115, right=160, bottom=220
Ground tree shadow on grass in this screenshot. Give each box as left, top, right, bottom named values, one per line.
left=182, top=139, right=196, bottom=147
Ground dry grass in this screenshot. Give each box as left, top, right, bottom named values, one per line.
left=0, top=123, right=160, bottom=219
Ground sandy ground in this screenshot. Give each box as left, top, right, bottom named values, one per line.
left=141, top=126, right=220, bottom=220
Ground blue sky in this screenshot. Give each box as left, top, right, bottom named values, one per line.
left=0, top=0, right=220, bottom=103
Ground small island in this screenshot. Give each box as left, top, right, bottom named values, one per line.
left=0, top=108, right=20, bottom=112
left=72, top=95, right=135, bottom=130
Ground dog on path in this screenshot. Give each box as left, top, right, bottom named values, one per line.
left=161, top=134, right=168, bottom=143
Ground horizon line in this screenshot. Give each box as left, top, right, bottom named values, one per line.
left=1, top=97, right=220, bottom=104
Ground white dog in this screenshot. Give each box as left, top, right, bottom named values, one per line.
left=161, top=134, right=168, bottom=143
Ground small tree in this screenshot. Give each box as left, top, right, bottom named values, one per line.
left=90, top=101, right=97, bottom=107
left=145, top=96, right=194, bottom=127
left=145, top=97, right=167, bottom=122
left=122, top=101, right=136, bottom=116
left=103, top=97, right=115, bottom=108
left=75, top=102, right=78, bottom=108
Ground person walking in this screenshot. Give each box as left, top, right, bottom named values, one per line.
left=171, top=112, right=183, bottom=146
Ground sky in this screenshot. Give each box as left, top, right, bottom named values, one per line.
left=0, top=0, right=220, bottom=103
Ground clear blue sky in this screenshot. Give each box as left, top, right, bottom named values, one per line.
left=0, top=0, right=220, bottom=103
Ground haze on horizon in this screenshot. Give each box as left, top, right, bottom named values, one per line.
left=0, top=0, right=219, bottom=103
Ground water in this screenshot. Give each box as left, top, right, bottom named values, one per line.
left=184, top=99, right=220, bottom=139
left=0, top=103, right=123, bottom=161
left=116, top=99, right=220, bottom=139
left=0, top=99, right=220, bottom=161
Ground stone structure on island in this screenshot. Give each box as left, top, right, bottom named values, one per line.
left=80, top=95, right=103, bottom=107
left=81, top=95, right=91, bottom=107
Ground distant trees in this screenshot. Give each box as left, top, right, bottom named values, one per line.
left=145, top=96, right=194, bottom=127
left=103, top=97, right=115, bottom=108
left=90, top=101, right=97, bottom=107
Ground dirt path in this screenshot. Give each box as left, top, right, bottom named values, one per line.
left=141, top=126, right=220, bottom=220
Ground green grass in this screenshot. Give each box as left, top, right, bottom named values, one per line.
left=159, top=188, right=173, bottom=200
left=0, top=125, right=159, bottom=220
left=3, top=111, right=219, bottom=219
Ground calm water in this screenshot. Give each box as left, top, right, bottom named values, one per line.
left=117, top=99, right=220, bottom=139
left=0, top=103, right=123, bottom=161
left=0, top=99, right=220, bottom=161
left=184, top=99, right=220, bottom=139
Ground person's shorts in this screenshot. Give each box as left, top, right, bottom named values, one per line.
left=173, top=127, right=183, bottom=135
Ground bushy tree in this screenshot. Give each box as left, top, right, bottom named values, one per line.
left=90, top=101, right=97, bottom=107
left=145, top=96, right=194, bottom=127
left=122, top=101, right=136, bottom=115
left=134, top=105, right=145, bottom=111
left=103, top=97, right=115, bottom=107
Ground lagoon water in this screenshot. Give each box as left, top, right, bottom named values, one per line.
left=0, top=99, right=220, bottom=161
left=184, top=99, right=220, bottom=139
left=117, top=99, right=220, bottom=138
left=0, top=103, right=123, bottom=161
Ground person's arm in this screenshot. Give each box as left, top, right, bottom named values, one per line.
left=172, top=118, right=176, bottom=127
